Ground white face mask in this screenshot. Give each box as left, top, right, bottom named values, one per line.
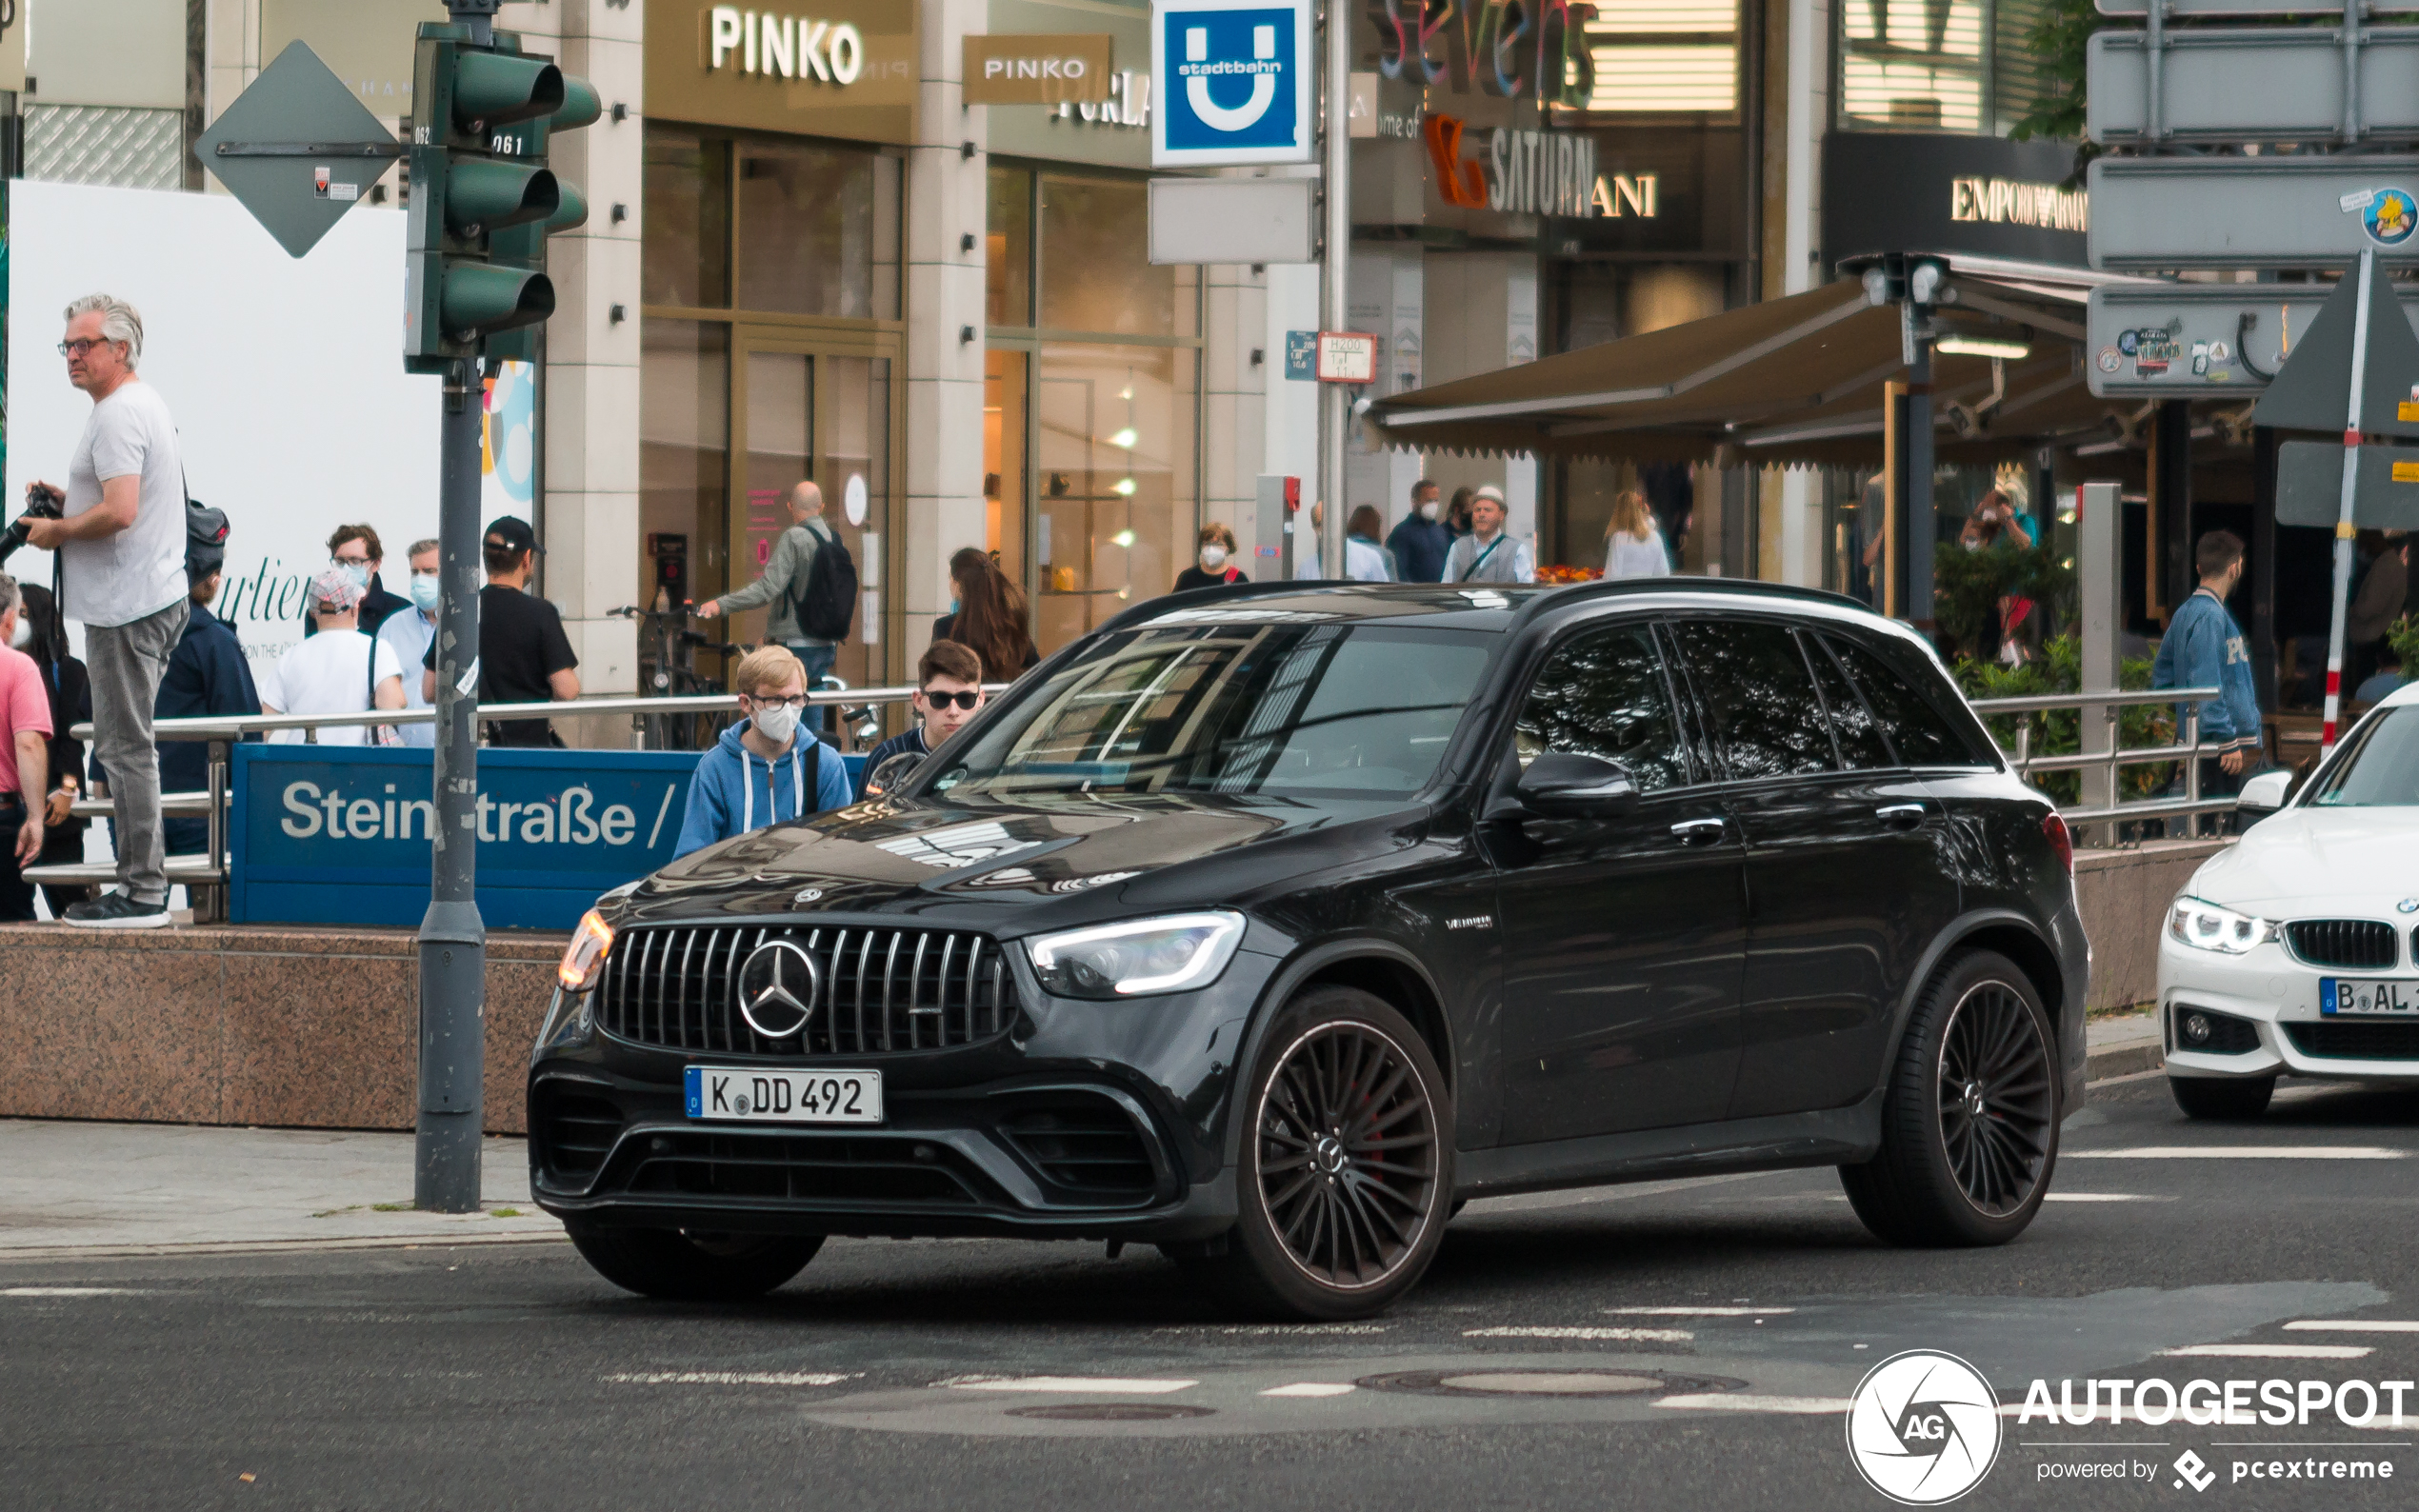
left=751, top=704, right=800, bottom=745
left=7, top=616, right=29, bottom=650
left=1419, top=500, right=1439, bottom=520
left=1200, top=544, right=1228, bottom=570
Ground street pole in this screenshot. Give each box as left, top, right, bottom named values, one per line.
left=1316, top=0, right=1349, bottom=582
left=2321, top=247, right=2378, bottom=758
left=1905, top=317, right=1937, bottom=631
left=417, top=0, right=497, bottom=1215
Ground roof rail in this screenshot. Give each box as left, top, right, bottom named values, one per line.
left=1090, top=574, right=1882, bottom=642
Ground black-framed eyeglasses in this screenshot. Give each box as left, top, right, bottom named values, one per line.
left=921, top=689, right=980, bottom=710
left=745, top=694, right=810, bottom=710
left=56, top=337, right=117, bottom=358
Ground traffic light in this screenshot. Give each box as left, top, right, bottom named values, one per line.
left=405, top=22, right=601, bottom=372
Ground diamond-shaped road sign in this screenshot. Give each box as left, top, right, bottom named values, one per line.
left=193, top=40, right=402, bottom=258
left=2252, top=252, right=2419, bottom=437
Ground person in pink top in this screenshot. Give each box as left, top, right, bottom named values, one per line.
left=0, top=572, right=56, bottom=920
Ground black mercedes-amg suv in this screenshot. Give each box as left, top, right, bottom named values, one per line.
left=530, top=580, right=2088, bottom=1318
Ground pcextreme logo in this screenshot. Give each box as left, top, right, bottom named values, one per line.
left=1847, top=1350, right=2003, bottom=1504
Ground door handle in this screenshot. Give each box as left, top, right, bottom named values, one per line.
left=1669, top=817, right=1726, bottom=846
left=1876, top=803, right=1927, bottom=829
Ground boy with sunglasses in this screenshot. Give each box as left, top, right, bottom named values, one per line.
left=860, top=641, right=986, bottom=798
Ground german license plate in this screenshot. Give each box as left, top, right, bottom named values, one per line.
left=683, top=1066, right=883, bottom=1124
left=2320, top=979, right=2419, bottom=1016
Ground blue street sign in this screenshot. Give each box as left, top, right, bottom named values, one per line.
left=1285, top=328, right=1317, bottom=380
left=1151, top=0, right=1313, bottom=168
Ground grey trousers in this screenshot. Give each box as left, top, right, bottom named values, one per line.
left=86, top=598, right=189, bottom=906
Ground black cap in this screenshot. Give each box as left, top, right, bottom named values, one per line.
left=484, top=516, right=540, bottom=558
left=186, top=500, right=230, bottom=582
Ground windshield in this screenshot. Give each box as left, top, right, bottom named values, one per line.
left=928, top=624, right=1495, bottom=800
left=2309, top=706, right=2419, bottom=806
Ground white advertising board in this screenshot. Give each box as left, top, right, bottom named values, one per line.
left=4, top=180, right=457, bottom=670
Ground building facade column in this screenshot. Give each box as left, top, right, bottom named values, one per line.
left=1202, top=259, right=1268, bottom=554
left=904, top=0, right=990, bottom=660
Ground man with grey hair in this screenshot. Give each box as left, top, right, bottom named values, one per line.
left=25, top=293, right=189, bottom=927
left=0, top=572, right=56, bottom=921
left=696, top=481, right=841, bottom=691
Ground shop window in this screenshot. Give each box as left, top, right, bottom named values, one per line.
left=1585, top=2, right=1739, bottom=115
left=640, top=319, right=731, bottom=613
left=1040, top=176, right=1173, bottom=336
left=989, top=167, right=1033, bottom=328
left=736, top=139, right=901, bottom=320
left=1032, top=344, right=1196, bottom=649
left=986, top=350, right=1030, bottom=583
left=1839, top=0, right=2048, bottom=135
left=643, top=129, right=730, bottom=308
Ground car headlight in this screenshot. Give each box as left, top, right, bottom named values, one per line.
left=1026, top=911, right=1246, bottom=999
left=558, top=908, right=615, bottom=991
left=2168, top=896, right=2275, bottom=955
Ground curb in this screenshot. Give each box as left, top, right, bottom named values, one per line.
left=2086, top=1038, right=2164, bottom=1084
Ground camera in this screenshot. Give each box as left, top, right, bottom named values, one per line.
left=0, top=483, right=64, bottom=567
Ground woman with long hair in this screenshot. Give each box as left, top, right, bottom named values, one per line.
left=1444, top=486, right=1476, bottom=539
left=1602, top=489, right=1672, bottom=580
left=933, top=547, right=1040, bottom=678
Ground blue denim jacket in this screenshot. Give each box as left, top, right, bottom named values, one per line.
left=2151, top=588, right=2262, bottom=749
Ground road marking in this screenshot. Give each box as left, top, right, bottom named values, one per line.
left=1655, top=1394, right=1851, bottom=1414
left=2065, top=1146, right=2407, bottom=1159
left=0, top=1286, right=147, bottom=1297
left=607, top=1371, right=860, bottom=1386
left=1464, top=1325, right=1693, bottom=1342
left=1606, top=1296, right=1799, bottom=1306
left=2159, top=1344, right=2374, bottom=1360
left=1150, top=1323, right=1388, bottom=1336
left=2043, top=1193, right=2154, bottom=1202
left=944, top=1377, right=1198, bottom=1394
left=1260, top=1383, right=1356, bottom=1398
left=2286, top=1320, right=2419, bottom=1333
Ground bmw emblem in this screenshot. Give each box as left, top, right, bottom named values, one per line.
left=2398, top=899, right=2419, bottom=915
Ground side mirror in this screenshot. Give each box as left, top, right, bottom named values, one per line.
left=865, top=750, right=923, bottom=799
left=2236, top=768, right=2292, bottom=816
left=1513, top=750, right=1641, bottom=813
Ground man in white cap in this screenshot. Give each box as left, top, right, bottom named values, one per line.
left=1442, top=485, right=1535, bottom=585
left=257, top=567, right=407, bottom=745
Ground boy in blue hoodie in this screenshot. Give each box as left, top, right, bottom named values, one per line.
left=2152, top=529, right=2263, bottom=819
left=673, top=646, right=853, bottom=859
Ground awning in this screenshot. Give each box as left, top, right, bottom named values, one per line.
left=1365, top=255, right=2168, bottom=468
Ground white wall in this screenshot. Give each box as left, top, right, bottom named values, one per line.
left=5, top=180, right=441, bottom=670
left=27, top=0, right=186, bottom=109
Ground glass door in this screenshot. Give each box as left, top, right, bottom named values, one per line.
left=729, top=328, right=901, bottom=700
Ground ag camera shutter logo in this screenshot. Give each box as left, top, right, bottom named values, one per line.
left=1847, top=1350, right=2003, bottom=1504
left=1152, top=0, right=1312, bottom=167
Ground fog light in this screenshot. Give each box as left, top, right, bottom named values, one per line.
left=2181, top=1010, right=2214, bottom=1047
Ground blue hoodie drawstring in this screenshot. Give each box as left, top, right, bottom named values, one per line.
left=736, top=740, right=810, bottom=835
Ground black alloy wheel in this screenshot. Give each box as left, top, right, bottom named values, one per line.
left=1935, top=979, right=2057, bottom=1216
left=1174, top=986, right=1452, bottom=1319
left=566, top=1222, right=823, bottom=1301
left=1841, top=949, right=2058, bottom=1247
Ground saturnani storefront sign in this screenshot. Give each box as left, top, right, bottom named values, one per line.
left=1426, top=113, right=1658, bottom=219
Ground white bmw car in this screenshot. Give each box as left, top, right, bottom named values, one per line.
left=2160, top=683, right=2419, bottom=1118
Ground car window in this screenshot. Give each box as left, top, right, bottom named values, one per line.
left=1512, top=623, right=1691, bottom=792
left=2309, top=706, right=2419, bottom=805
left=1667, top=619, right=1834, bottom=781
left=1805, top=633, right=1894, bottom=769
left=930, top=624, right=1493, bottom=799
left=1825, top=632, right=1989, bottom=769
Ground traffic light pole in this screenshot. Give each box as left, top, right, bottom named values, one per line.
left=1316, top=0, right=1349, bottom=582
left=416, top=0, right=500, bottom=1216
left=416, top=355, right=489, bottom=1213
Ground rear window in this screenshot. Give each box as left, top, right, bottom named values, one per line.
left=1667, top=619, right=1834, bottom=781
left=1824, top=632, right=1992, bottom=769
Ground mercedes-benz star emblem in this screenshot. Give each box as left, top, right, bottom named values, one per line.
left=735, top=939, right=820, bottom=1039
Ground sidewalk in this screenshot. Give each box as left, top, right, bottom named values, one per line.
left=2086, top=1008, right=2163, bottom=1083
left=0, top=1119, right=563, bottom=1260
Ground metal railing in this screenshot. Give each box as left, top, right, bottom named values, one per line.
left=1967, top=686, right=2240, bottom=828
left=30, top=683, right=1000, bottom=907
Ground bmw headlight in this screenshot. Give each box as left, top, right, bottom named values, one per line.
left=2168, top=897, right=2276, bottom=955
left=1026, top=911, right=1246, bottom=999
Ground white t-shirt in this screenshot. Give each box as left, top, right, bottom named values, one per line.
left=260, top=630, right=403, bottom=746
left=1603, top=527, right=1672, bottom=580
left=376, top=607, right=438, bottom=748
left=63, top=380, right=187, bottom=628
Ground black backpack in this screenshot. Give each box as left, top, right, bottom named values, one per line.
left=789, top=524, right=858, bottom=643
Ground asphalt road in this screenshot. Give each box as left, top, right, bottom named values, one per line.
left=8, top=1073, right=2419, bottom=1512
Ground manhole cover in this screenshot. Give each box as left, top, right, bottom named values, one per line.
left=1006, top=1403, right=1216, bottom=1422
left=1358, top=1368, right=1747, bottom=1400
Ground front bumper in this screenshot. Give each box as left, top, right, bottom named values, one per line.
left=526, top=945, right=1277, bottom=1243
left=2158, top=932, right=2419, bottom=1082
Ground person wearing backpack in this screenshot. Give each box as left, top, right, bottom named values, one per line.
left=697, top=481, right=853, bottom=693
left=259, top=567, right=406, bottom=745
left=672, top=646, right=852, bottom=860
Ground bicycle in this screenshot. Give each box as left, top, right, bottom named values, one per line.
left=608, top=601, right=738, bottom=751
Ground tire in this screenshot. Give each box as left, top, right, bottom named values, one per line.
left=2169, top=1074, right=2274, bottom=1121
left=1183, top=986, right=1454, bottom=1321
left=566, top=1221, right=823, bottom=1301
left=1841, top=949, right=2059, bottom=1247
